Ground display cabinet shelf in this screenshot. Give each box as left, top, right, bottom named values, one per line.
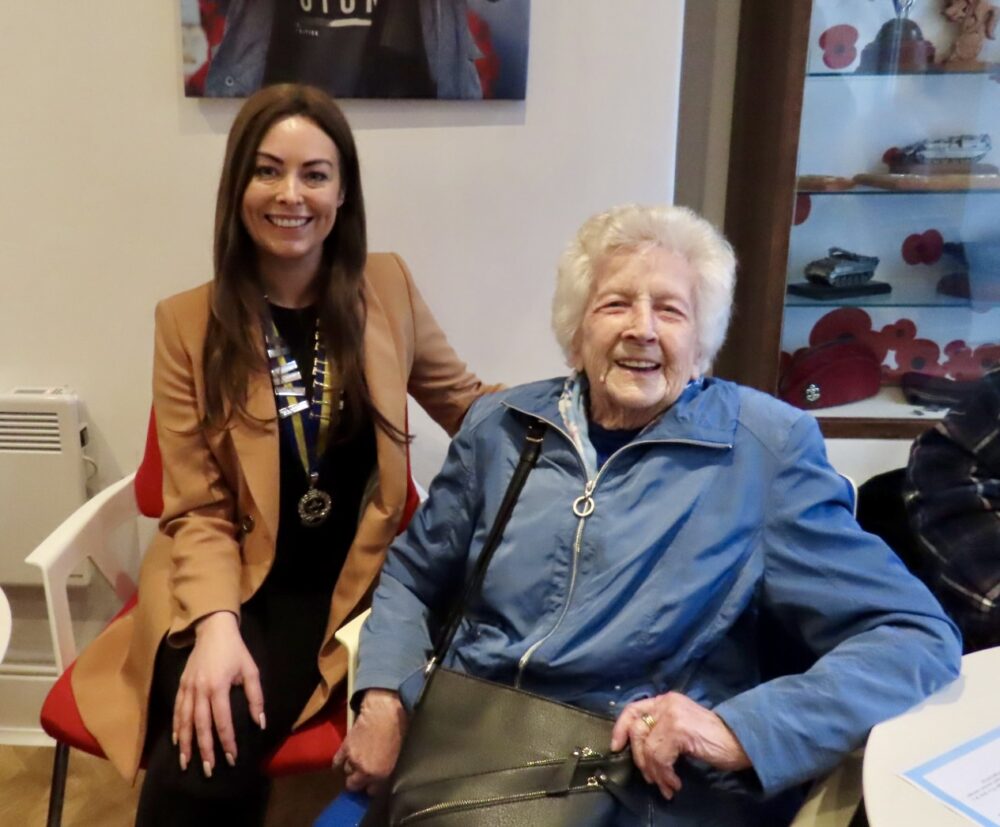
left=808, top=68, right=997, bottom=78
left=785, top=283, right=971, bottom=309
left=718, top=0, right=1000, bottom=440
left=815, top=386, right=945, bottom=420
left=817, top=388, right=948, bottom=440
left=798, top=186, right=1000, bottom=195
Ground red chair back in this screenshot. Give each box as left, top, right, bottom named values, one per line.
left=134, top=408, right=163, bottom=518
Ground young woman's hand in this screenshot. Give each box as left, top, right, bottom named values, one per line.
left=172, top=611, right=265, bottom=777
left=333, top=689, right=407, bottom=794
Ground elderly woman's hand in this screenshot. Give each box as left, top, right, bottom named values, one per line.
left=334, top=689, right=408, bottom=794
left=610, top=692, right=751, bottom=800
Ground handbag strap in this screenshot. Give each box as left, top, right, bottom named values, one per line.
left=429, top=418, right=547, bottom=666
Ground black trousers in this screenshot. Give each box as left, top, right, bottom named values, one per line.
left=135, top=586, right=332, bottom=827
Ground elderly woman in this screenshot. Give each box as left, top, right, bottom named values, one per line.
left=336, top=204, right=961, bottom=825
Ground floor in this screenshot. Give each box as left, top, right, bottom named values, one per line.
left=0, top=745, right=342, bottom=826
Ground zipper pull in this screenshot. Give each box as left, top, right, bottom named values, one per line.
left=547, top=747, right=584, bottom=794
left=572, top=479, right=596, bottom=518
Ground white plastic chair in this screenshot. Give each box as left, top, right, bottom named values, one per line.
left=334, top=608, right=371, bottom=729
left=790, top=750, right=865, bottom=827
left=25, top=466, right=388, bottom=827
left=0, top=585, right=12, bottom=665
left=25, top=472, right=141, bottom=673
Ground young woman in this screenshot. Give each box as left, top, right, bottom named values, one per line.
left=70, top=83, right=494, bottom=825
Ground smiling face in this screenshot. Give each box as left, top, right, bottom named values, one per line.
left=241, top=115, right=343, bottom=280
left=572, top=245, right=702, bottom=430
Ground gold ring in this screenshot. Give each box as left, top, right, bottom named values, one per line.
left=640, top=713, right=656, bottom=732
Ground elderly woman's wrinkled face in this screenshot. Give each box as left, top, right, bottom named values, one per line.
left=573, top=246, right=701, bottom=430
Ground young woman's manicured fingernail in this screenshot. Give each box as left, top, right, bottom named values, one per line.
left=203, top=760, right=213, bottom=778
left=258, top=712, right=267, bottom=730
left=179, top=753, right=188, bottom=771
left=171, top=731, right=177, bottom=746
left=225, top=752, right=235, bottom=767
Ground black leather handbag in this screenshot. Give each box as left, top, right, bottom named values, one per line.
left=361, top=420, right=643, bottom=826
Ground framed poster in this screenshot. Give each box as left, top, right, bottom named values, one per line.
left=181, top=0, right=530, bottom=100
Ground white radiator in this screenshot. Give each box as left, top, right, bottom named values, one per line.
left=0, top=387, right=90, bottom=586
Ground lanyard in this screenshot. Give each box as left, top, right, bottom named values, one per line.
left=263, top=312, right=340, bottom=526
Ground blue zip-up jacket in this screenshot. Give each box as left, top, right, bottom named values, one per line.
left=357, top=377, right=960, bottom=822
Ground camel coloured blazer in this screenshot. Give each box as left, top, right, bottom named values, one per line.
left=71, top=253, right=492, bottom=779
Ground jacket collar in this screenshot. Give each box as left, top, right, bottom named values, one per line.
left=502, top=375, right=739, bottom=448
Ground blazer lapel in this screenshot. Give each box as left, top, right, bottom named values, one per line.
left=229, top=359, right=280, bottom=543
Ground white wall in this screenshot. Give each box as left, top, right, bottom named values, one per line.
left=0, top=0, right=686, bottom=490
left=674, top=0, right=740, bottom=227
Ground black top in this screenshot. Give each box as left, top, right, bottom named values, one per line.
left=263, top=303, right=376, bottom=595
left=263, top=0, right=434, bottom=98
left=588, top=419, right=642, bottom=469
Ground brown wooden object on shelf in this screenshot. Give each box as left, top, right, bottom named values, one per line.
left=885, top=160, right=999, bottom=175
left=940, top=0, right=999, bottom=72
left=853, top=171, right=1000, bottom=189
left=796, top=174, right=856, bottom=191
left=717, top=0, right=812, bottom=394
left=858, top=16, right=936, bottom=73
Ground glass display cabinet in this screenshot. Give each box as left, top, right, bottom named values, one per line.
left=718, top=0, right=1000, bottom=438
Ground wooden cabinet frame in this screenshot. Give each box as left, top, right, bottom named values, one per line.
left=717, top=0, right=948, bottom=439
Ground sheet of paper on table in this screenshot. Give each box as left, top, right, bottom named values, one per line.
left=902, top=724, right=1000, bottom=826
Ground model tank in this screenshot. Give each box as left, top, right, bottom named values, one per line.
left=898, top=134, right=991, bottom=165
left=804, top=248, right=880, bottom=288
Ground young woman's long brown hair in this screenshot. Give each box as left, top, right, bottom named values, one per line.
left=203, top=83, right=406, bottom=443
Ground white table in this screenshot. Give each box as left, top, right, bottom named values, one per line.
left=863, top=647, right=1000, bottom=826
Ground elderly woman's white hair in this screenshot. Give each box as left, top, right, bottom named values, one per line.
left=552, top=204, right=736, bottom=374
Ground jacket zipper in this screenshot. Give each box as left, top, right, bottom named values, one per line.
left=399, top=778, right=603, bottom=825
left=501, top=402, right=732, bottom=687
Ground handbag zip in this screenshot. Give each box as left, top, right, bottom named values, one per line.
left=523, top=745, right=602, bottom=767
left=502, top=402, right=732, bottom=687
left=397, top=776, right=604, bottom=825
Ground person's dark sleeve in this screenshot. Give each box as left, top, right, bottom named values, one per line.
left=906, top=370, right=1000, bottom=645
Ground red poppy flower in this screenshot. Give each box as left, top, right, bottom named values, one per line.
left=793, top=194, right=812, bottom=226
left=902, top=230, right=944, bottom=265
left=882, top=147, right=903, bottom=167
left=884, top=337, right=943, bottom=382
left=809, top=307, right=874, bottom=346
left=809, top=308, right=889, bottom=362
left=974, top=343, right=1000, bottom=375
left=942, top=340, right=982, bottom=380
left=819, top=24, right=859, bottom=70
left=881, top=318, right=918, bottom=343
left=944, top=339, right=1000, bottom=382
